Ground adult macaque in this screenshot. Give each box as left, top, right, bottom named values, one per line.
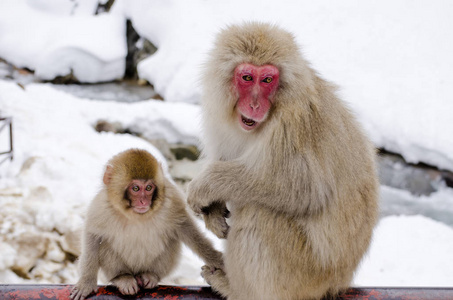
left=188, top=23, right=379, bottom=300
left=71, top=149, right=223, bottom=300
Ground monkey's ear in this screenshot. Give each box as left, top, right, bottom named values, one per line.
left=103, top=165, right=113, bottom=185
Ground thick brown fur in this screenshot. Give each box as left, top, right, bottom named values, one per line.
left=187, top=23, right=379, bottom=300
left=71, top=149, right=223, bottom=300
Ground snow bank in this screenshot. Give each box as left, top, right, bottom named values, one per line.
left=121, top=0, right=453, bottom=171
left=0, top=80, right=200, bottom=183
left=0, top=0, right=452, bottom=170
left=355, top=215, right=453, bottom=287
left=0, top=0, right=126, bottom=83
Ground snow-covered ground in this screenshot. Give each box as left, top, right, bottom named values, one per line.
left=0, top=0, right=452, bottom=288
left=2, top=0, right=452, bottom=171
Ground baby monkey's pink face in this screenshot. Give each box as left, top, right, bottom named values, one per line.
left=233, top=63, right=280, bottom=131
left=126, top=179, right=156, bottom=214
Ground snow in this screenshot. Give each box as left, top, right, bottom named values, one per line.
left=0, top=80, right=209, bottom=284
left=0, top=0, right=453, bottom=289
left=0, top=0, right=452, bottom=170
left=120, top=0, right=453, bottom=171
left=0, top=0, right=126, bottom=83
left=355, top=215, right=453, bottom=287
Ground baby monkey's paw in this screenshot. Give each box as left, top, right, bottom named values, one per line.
left=111, top=274, right=139, bottom=295
left=136, top=272, right=159, bottom=290
left=70, top=280, right=98, bottom=300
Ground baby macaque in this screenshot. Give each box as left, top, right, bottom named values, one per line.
left=70, top=149, right=223, bottom=300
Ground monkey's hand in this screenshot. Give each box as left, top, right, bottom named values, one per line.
left=187, top=175, right=215, bottom=215
left=202, top=202, right=230, bottom=239
left=70, top=279, right=98, bottom=300
left=187, top=167, right=232, bottom=239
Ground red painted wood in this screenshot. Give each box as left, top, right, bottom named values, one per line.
left=0, top=285, right=452, bottom=299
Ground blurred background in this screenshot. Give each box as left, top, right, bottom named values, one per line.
left=0, top=0, right=452, bottom=287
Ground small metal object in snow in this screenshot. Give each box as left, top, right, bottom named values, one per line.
left=0, top=117, right=13, bottom=165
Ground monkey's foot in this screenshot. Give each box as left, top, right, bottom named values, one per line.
left=70, top=281, right=98, bottom=300
left=136, top=272, right=159, bottom=289
left=201, top=265, right=230, bottom=297
left=111, top=274, right=139, bottom=295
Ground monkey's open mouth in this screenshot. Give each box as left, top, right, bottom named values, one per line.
left=241, top=115, right=258, bottom=129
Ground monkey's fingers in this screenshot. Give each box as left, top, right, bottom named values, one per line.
left=112, top=275, right=139, bottom=295
left=201, top=264, right=226, bottom=286
left=201, top=265, right=215, bottom=274
left=135, top=276, right=144, bottom=288
left=201, top=265, right=214, bottom=285
left=204, top=213, right=229, bottom=239
left=70, top=285, right=98, bottom=300
left=223, top=208, right=231, bottom=218
left=136, top=272, right=159, bottom=290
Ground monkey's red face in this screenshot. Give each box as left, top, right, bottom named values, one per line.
left=126, top=179, right=156, bottom=214
left=233, top=63, right=279, bottom=131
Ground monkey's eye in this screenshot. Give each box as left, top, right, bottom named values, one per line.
left=263, top=77, right=273, bottom=83
left=146, top=185, right=153, bottom=191
left=242, top=75, right=253, bottom=81
left=132, top=186, right=139, bottom=192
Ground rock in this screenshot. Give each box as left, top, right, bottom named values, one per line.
left=58, top=261, right=79, bottom=284
left=30, top=260, right=64, bottom=283
left=45, top=239, right=66, bottom=263
left=170, top=144, right=200, bottom=161
left=377, top=150, right=446, bottom=196
left=24, top=186, right=52, bottom=203
left=0, top=187, right=23, bottom=198
left=95, top=0, right=115, bottom=14
left=170, top=158, right=203, bottom=182
left=54, top=81, right=160, bottom=102
left=49, top=70, right=79, bottom=84
left=61, top=228, right=82, bottom=257
left=125, top=19, right=158, bottom=80
left=0, top=241, right=17, bottom=269
left=19, top=156, right=40, bottom=173
left=95, top=120, right=124, bottom=133
left=0, top=269, right=25, bottom=283
left=10, top=232, right=50, bottom=278
left=148, top=139, right=175, bottom=161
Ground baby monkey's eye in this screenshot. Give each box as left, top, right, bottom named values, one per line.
left=132, top=186, right=139, bottom=192
left=146, top=185, right=153, bottom=191
left=242, top=75, right=252, bottom=81
left=263, top=77, right=273, bottom=83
